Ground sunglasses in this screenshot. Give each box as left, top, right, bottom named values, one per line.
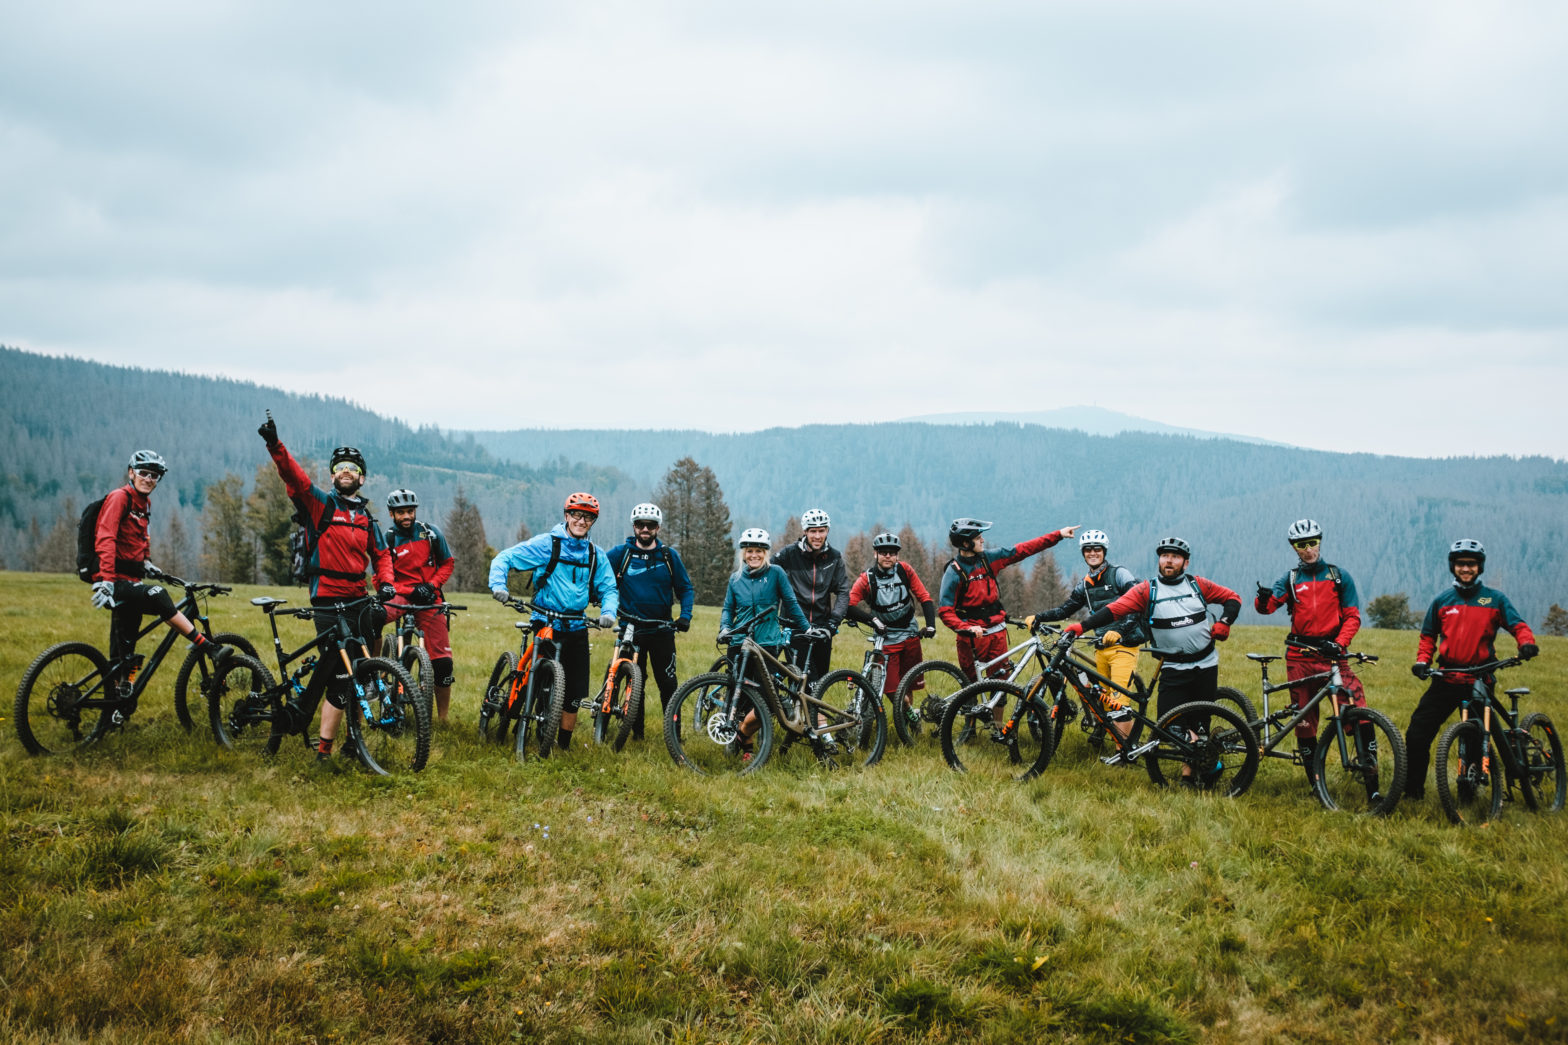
left=134, top=469, right=163, bottom=481
left=332, top=463, right=363, bottom=476
left=566, top=510, right=596, bottom=522
left=1291, top=539, right=1321, bottom=549
left=633, top=521, right=659, bottom=529
left=874, top=548, right=899, bottom=555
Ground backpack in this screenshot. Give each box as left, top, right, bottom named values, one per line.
left=534, top=534, right=602, bottom=604
left=1286, top=564, right=1343, bottom=605
left=944, top=555, right=1002, bottom=620
left=1144, top=576, right=1206, bottom=631
left=863, top=562, right=917, bottom=627
left=76, top=492, right=146, bottom=583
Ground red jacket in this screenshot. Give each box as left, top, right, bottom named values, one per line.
left=268, top=442, right=392, bottom=599
left=94, top=484, right=150, bottom=583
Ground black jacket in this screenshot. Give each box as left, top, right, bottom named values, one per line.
left=772, top=538, right=851, bottom=629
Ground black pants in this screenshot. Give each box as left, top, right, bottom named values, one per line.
left=1404, top=678, right=1514, bottom=797
left=788, top=633, right=834, bottom=690
left=301, top=598, right=383, bottom=711
left=1154, top=664, right=1218, bottom=719
left=631, top=629, right=678, bottom=737
left=108, top=581, right=178, bottom=684
left=557, top=628, right=591, bottom=712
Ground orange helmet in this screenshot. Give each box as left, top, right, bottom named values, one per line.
left=564, top=492, right=600, bottom=517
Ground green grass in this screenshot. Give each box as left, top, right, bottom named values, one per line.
left=2, top=570, right=1566, bottom=1043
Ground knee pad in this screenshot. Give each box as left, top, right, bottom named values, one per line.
left=432, top=657, right=454, bottom=687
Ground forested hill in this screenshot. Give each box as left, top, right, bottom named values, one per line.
left=0, top=347, right=636, bottom=567
left=468, top=426, right=1568, bottom=626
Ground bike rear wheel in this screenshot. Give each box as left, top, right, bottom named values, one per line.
left=1520, top=712, right=1566, bottom=813
left=516, top=659, right=564, bottom=763
left=1434, top=719, right=1503, bottom=825
left=893, top=659, right=966, bottom=746
left=1313, top=707, right=1406, bottom=816
left=349, top=656, right=429, bottom=775
left=14, top=642, right=114, bottom=755
left=812, top=668, right=887, bottom=768
left=208, top=653, right=284, bottom=757
left=478, top=652, right=516, bottom=744
left=173, top=631, right=260, bottom=732
left=1144, top=701, right=1259, bottom=797
left=938, top=679, right=1054, bottom=782
left=664, top=671, right=772, bottom=776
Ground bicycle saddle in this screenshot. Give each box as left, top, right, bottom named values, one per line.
left=251, top=596, right=288, bottom=609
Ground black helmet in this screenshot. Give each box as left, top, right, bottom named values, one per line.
left=1156, top=536, right=1191, bottom=558
left=1448, top=538, right=1485, bottom=572
left=330, top=446, right=367, bottom=474
left=127, top=449, right=167, bottom=476
left=872, top=532, right=900, bottom=551
left=948, top=518, right=992, bottom=548
left=386, top=488, right=419, bottom=510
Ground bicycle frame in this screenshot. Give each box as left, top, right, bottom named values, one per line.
left=1432, top=659, right=1522, bottom=787
left=250, top=596, right=378, bottom=744
left=593, top=614, right=671, bottom=714
left=100, top=580, right=232, bottom=708
left=1245, top=648, right=1378, bottom=763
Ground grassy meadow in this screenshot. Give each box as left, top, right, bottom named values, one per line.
left=1, top=570, right=1565, bottom=1044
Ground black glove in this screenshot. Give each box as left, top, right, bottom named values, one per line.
left=411, top=583, right=437, bottom=605
left=675, top=618, right=691, bottom=633
left=805, top=626, right=831, bottom=642
left=1411, top=662, right=1431, bottom=681
left=921, top=625, right=936, bottom=639
left=1520, top=643, right=1539, bottom=661
left=377, top=583, right=397, bottom=604
left=869, top=617, right=887, bottom=634
left=1254, top=582, right=1272, bottom=612
left=258, top=410, right=279, bottom=448
left=1318, top=640, right=1344, bottom=659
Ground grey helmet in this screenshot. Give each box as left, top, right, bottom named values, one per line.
left=1287, top=519, right=1323, bottom=543
left=1448, top=538, right=1485, bottom=576
left=871, top=532, right=901, bottom=551
left=1156, top=536, right=1191, bottom=558
left=386, top=488, right=419, bottom=510
left=948, top=518, right=993, bottom=548
left=128, top=449, right=167, bottom=476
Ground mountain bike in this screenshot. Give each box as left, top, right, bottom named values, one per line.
left=207, top=596, right=428, bottom=775
left=944, top=631, right=1261, bottom=794
left=842, top=619, right=923, bottom=748
left=480, top=599, right=601, bottom=762
left=14, top=572, right=256, bottom=755
left=665, top=616, right=886, bottom=774
left=587, top=615, right=676, bottom=750
left=1431, top=659, right=1565, bottom=825
left=384, top=600, right=464, bottom=710
left=1241, top=645, right=1406, bottom=815
left=892, top=659, right=968, bottom=744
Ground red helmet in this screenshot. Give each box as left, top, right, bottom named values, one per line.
left=564, top=492, right=600, bottom=517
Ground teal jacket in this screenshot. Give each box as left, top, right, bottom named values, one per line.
left=720, top=564, right=808, bottom=647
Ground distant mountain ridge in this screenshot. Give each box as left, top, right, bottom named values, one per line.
left=898, top=406, right=1289, bottom=446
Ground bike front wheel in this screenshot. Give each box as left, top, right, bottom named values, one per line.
left=938, top=679, right=1054, bottom=782
left=14, top=642, right=114, bottom=755
left=400, top=644, right=436, bottom=715
left=610, top=660, right=644, bottom=752
left=173, top=631, right=260, bottom=732
left=208, top=653, right=283, bottom=757
left=664, top=671, right=772, bottom=776
left=1520, top=712, right=1566, bottom=813
left=516, top=659, right=564, bottom=763
left=1313, top=707, right=1407, bottom=816
left=349, top=657, right=429, bottom=775
left=893, top=659, right=967, bottom=746
left=1144, top=701, right=1259, bottom=797
left=812, top=668, right=887, bottom=768
left=1434, top=719, right=1503, bottom=825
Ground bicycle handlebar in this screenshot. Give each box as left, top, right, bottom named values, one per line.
left=1283, top=640, right=1379, bottom=664
left=502, top=598, right=604, bottom=627
left=149, top=568, right=232, bottom=596
left=1428, top=658, right=1521, bottom=679
left=386, top=601, right=468, bottom=613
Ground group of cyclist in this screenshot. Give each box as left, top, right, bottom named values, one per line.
left=81, top=415, right=1542, bottom=803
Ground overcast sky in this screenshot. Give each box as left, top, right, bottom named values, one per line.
left=3, top=2, right=1565, bottom=458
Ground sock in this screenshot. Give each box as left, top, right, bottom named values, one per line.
left=318, top=737, right=334, bottom=755
left=190, top=633, right=210, bottom=648
left=557, top=727, right=572, bottom=751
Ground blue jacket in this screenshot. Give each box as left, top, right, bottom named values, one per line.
left=721, top=564, right=808, bottom=648
left=606, top=538, right=695, bottom=624
left=488, top=523, right=619, bottom=631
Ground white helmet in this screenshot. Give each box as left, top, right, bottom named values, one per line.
left=1287, top=519, right=1322, bottom=543
left=801, top=508, right=831, bottom=529
left=739, top=527, right=771, bottom=548
left=1078, top=529, right=1109, bottom=553
left=631, top=503, right=662, bottom=524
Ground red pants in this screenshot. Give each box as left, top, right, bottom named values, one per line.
left=882, top=637, right=925, bottom=697
left=956, top=629, right=1010, bottom=683
left=384, top=605, right=452, bottom=659
left=1287, top=650, right=1364, bottom=739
